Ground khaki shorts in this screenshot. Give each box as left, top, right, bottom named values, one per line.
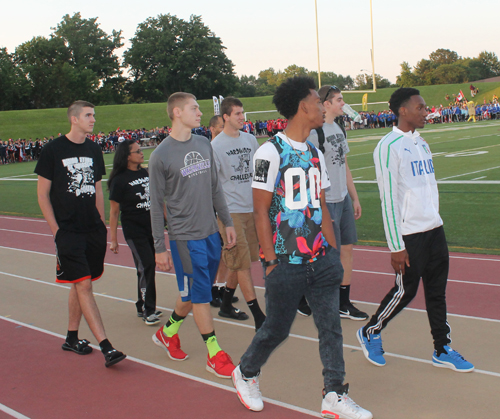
left=218, top=213, right=259, bottom=271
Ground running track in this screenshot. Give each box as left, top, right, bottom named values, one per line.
left=1, top=215, right=499, bottom=418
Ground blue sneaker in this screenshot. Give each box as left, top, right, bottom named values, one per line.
left=432, top=346, right=474, bottom=372
left=356, top=328, right=386, bottom=366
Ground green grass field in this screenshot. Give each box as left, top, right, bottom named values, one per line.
left=1, top=119, right=499, bottom=254
left=1, top=82, right=499, bottom=140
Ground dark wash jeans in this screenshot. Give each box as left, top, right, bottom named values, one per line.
left=240, top=248, right=346, bottom=393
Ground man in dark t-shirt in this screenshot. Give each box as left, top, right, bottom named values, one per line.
left=35, top=100, right=126, bottom=368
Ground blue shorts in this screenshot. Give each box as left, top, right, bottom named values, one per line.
left=170, top=232, right=220, bottom=304
left=327, top=194, right=358, bottom=248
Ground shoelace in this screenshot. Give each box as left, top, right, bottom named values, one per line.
left=368, top=336, right=385, bottom=355
left=340, top=394, right=361, bottom=411
left=244, top=377, right=261, bottom=398
left=446, top=348, right=466, bottom=361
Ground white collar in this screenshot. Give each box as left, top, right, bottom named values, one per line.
left=393, top=126, right=421, bottom=140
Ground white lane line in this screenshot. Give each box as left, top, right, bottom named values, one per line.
left=353, top=247, right=500, bottom=262
left=0, top=404, right=31, bottom=419
left=1, top=244, right=499, bottom=289
left=353, top=269, right=500, bottom=287
left=439, top=165, right=500, bottom=180
left=0, top=216, right=45, bottom=222
left=0, top=316, right=318, bottom=417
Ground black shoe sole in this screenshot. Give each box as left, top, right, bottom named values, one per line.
left=105, top=353, right=127, bottom=367
left=218, top=309, right=249, bottom=321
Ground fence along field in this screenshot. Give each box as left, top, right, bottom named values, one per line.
left=1, top=119, right=498, bottom=254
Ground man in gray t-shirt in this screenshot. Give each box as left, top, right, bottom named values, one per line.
left=307, top=85, right=368, bottom=321
left=211, top=97, right=266, bottom=330
left=148, top=92, right=237, bottom=379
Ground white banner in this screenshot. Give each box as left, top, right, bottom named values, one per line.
left=213, top=96, right=220, bottom=115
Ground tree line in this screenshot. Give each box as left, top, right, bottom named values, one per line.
left=397, top=49, right=500, bottom=87
left=0, top=13, right=393, bottom=111
left=2, top=13, right=498, bottom=111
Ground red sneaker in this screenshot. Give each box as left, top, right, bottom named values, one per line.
left=206, top=350, right=235, bottom=378
left=152, top=329, right=188, bottom=361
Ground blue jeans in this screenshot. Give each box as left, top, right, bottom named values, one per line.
left=240, top=248, right=345, bottom=393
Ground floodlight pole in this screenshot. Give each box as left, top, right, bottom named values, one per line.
left=370, top=0, right=376, bottom=91
left=315, top=0, right=322, bottom=88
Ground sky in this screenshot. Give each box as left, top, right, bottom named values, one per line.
left=2, top=0, right=499, bottom=84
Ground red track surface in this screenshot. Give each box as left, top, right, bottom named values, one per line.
left=1, top=215, right=499, bottom=320
left=1, top=215, right=499, bottom=419
left=0, top=319, right=310, bottom=419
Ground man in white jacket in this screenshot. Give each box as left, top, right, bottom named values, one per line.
left=356, top=88, right=474, bottom=373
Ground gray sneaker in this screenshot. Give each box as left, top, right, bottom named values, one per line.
left=144, top=313, right=161, bottom=326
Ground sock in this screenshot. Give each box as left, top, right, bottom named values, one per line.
left=99, top=339, right=113, bottom=353
left=339, top=285, right=350, bottom=307
left=221, top=287, right=236, bottom=311
left=435, top=346, right=447, bottom=357
left=163, top=311, right=186, bottom=337
left=202, top=331, right=222, bottom=358
left=66, top=330, right=78, bottom=346
left=247, top=299, right=266, bottom=329
left=211, top=286, right=220, bottom=300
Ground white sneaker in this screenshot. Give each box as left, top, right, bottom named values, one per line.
left=231, top=365, right=264, bottom=412
left=321, top=385, right=372, bottom=419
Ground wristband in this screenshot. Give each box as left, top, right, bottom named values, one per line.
left=263, top=259, right=279, bottom=267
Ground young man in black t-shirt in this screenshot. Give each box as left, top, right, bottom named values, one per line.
left=35, top=100, right=126, bottom=368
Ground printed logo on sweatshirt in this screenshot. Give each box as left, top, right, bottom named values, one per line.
left=180, top=152, right=210, bottom=178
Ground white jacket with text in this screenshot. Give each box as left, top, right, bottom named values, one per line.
left=373, top=127, right=443, bottom=252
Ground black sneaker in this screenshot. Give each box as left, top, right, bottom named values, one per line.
left=339, top=301, right=369, bottom=321
left=297, top=296, right=312, bottom=317
left=218, top=306, right=249, bottom=320
left=103, top=349, right=127, bottom=367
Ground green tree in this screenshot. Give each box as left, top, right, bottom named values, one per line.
left=52, top=13, right=125, bottom=104
left=15, top=36, right=98, bottom=108
left=236, top=75, right=257, bottom=97
left=354, top=73, right=391, bottom=90
left=308, top=71, right=354, bottom=90
left=433, top=63, right=468, bottom=84
left=124, top=14, right=237, bottom=102
left=429, top=48, right=460, bottom=66
left=396, top=61, right=418, bottom=87
left=476, top=51, right=500, bottom=78
left=414, top=59, right=435, bottom=85
left=0, top=48, right=31, bottom=110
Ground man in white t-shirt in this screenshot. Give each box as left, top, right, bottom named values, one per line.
left=211, top=97, right=266, bottom=330
left=231, top=76, right=372, bottom=419
left=307, top=85, right=368, bottom=321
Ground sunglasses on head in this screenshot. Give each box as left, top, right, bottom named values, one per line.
left=322, top=85, right=339, bottom=103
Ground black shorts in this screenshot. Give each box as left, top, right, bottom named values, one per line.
left=55, top=225, right=107, bottom=283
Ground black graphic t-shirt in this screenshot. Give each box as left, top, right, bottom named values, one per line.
left=35, top=136, right=105, bottom=232
left=109, top=168, right=152, bottom=239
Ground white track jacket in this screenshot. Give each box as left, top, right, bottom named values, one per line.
left=373, top=127, right=443, bottom=252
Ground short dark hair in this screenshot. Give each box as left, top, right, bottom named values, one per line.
left=209, top=115, right=223, bottom=128
left=318, top=85, right=341, bottom=103
left=67, top=100, right=94, bottom=122
left=389, top=88, right=420, bottom=117
left=273, top=76, right=316, bottom=119
left=220, top=97, right=243, bottom=119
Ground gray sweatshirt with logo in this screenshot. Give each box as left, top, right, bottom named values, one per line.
left=149, top=134, right=233, bottom=253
